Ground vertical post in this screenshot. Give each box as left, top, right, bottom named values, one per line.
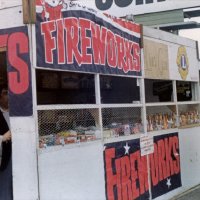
left=140, top=48, right=147, bottom=133
left=95, top=74, right=101, bottom=105
left=22, top=0, right=36, bottom=24
left=95, top=74, right=103, bottom=140
left=30, top=0, right=36, bottom=23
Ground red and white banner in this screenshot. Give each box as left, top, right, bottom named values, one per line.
left=0, top=26, right=32, bottom=116
left=104, top=132, right=181, bottom=200
left=36, top=1, right=142, bottom=76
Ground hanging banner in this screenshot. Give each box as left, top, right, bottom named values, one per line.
left=35, top=1, right=141, bottom=76
left=104, top=138, right=150, bottom=200
left=104, top=132, right=181, bottom=200
left=150, top=132, right=182, bottom=199
left=0, top=26, right=32, bottom=116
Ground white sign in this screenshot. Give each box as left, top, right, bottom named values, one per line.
left=72, top=0, right=200, bottom=17
left=143, top=36, right=199, bottom=82
left=140, top=135, right=154, bottom=156
left=169, top=44, right=199, bottom=82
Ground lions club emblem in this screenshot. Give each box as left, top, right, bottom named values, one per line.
left=176, top=46, right=189, bottom=80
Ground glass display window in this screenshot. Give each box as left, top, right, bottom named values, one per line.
left=36, top=69, right=200, bottom=148
left=36, top=69, right=95, bottom=105
left=100, top=75, right=140, bottom=104
left=145, top=79, right=173, bottom=103
left=176, top=81, right=198, bottom=102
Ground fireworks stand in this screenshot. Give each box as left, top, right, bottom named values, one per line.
left=0, top=1, right=200, bottom=200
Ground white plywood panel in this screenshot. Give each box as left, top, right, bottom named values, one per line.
left=38, top=141, right=106, bottom=200
left=10, top=117, right=38, bottom=200
left=0, top=6, right=23, bottom=29
left=179, top=127, right=200, bottom=188
left=37, top=126, right=200, bottom=200
left=143, top=26, right=197, bottom=49
left=0, top=0, right=21, bottom=9
left=143, top=35, right=199, bottom=81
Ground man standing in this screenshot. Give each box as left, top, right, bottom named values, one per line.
left=0, top=85, right=12, bottom=200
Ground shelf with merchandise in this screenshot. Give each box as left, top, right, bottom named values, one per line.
left=102, top=106, right=144, bottom=139
left=146, top=105, right=178, bottom=132
left=38, top=108, right=101, bottom=148
left=178, top=104, right=200, bottom=128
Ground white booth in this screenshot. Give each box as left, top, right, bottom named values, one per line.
left=0, top=1, right=199, bottom=200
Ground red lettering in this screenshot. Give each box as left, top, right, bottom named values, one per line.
left=158, top=139, right=167, bottom=181
left=40, top=18, right=141, bottom=74
left=115, top=35, right=126, bottom=70
left=79, top=18, right=92, bottom=64
left=41, top=21, right=56, bottom=63
left=165, top=137, right=174, bottom=176
left=121, top=156, right=132, bottom=200
left=173, top=136, right=180, bottom=174
left=150, top=135, right=180, bottom=188
left=150, top=144, right=159, bottom=186
left=56, top=19, right=65, bottom=64
left=8, top=32, right=29, bottom=94
left=138, top=155, right=149, bottom=195
left=125, top=40, right=133, bottom=73
left=115, top=159, right=122, bottom=200
left=132, top=42, right=141, bottom=72
left=65, top=17, right=82, bottom=65
left=0, top=34, right=8, bottom=47
left=130, top=151, right=139, bottom=199
left=105, top=148, right=121, bottom=200
left=107, top=30, right=117, bottom=68
left=91, top=23, right=107, bottom=65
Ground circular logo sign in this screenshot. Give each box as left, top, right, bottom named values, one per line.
left=176, top=46, right=189, bottom=80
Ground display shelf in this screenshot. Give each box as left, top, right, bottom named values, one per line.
left=37, top=104, right=100, bottom=110
left=102, top=106, right=143, bottom=138
left=146, top=105, right=177, bottom=132
left=38, top=108, right=101, bottom=148
left=38, top=139, right=102, bottom=153
left=101, top=103, right=142, bottom=108
left=146, top=102, right=176, bottom=107
left=178, top=103, right=200, bottom=128
left=179, top=124, right=200, bottom=129
left=103, top=133, right=143, bottom=144
left=177, top=101, right=200, bottom=105
left=147, top=128, right=179, bottom=136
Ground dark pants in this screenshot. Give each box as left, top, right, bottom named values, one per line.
left=0, top=159, right=13, bottom=200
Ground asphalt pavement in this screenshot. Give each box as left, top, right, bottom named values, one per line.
left=170, top=185, right=200, bottom=200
